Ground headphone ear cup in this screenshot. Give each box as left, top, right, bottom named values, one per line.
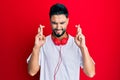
left=61, top=38, right=68, bottom=45
left=54, top=38, right=61, bottom=45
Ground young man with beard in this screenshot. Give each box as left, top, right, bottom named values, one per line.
left=27, top=3, right=95, bottom=80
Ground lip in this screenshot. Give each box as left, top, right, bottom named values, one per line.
left=55, top=29, right=62, bottom=34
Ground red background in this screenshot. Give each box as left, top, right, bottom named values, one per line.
left=0, top=0, right=120, bottom=80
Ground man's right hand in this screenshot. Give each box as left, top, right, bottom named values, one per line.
left=28, top=24, right=45, bottom=76
left=34, top=24, right=46, bottom=48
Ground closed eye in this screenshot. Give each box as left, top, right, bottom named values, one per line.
left=51, top=22, right=57, bottom=24
left=60, top=22, right=65, bottom=24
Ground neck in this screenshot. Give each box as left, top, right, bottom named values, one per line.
left=52, top=32, right=68, bottom=40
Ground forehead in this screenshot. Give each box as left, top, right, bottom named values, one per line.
left=50, top=14, right=67, bottom=22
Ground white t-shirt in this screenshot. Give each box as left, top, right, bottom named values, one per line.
left=27, top=34, right=83, bottom=80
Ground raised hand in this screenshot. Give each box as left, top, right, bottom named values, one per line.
left=74, top=24, right=86, bottom=48
left=34, top=24, right=46, bottom=48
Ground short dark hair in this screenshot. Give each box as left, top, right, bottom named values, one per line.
left=49, top=3, right=68, bottom=18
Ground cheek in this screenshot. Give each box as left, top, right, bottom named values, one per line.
left=63, top=24, right=68, bottom=29
left=51, top=24, right=57, bottom=29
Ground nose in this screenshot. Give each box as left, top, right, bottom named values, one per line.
left=56, top=24, right=61, bottom=29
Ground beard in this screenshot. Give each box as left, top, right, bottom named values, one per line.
left=52, top=28, right=66, bottom=37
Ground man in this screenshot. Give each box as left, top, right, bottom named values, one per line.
left=27, top=3, right=95, bottom=80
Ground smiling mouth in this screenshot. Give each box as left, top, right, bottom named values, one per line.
left=52, top=28, right=66, bottom=37
left=55, top=29, right=62, bottom=33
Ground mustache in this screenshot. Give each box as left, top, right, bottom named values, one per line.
left=53, top=28, right=64, bottom=30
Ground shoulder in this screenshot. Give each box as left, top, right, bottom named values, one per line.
left=68, top=34, right=75, bottom=44
left=68, top=34, right=74, bottom=40
left=46, top=34, right=51, bottom=40
left=67, top=34, right=76, bottom=46
left=42, top=34, right=53, bottom=47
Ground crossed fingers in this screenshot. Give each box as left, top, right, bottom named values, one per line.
left=75, top=24, right=82, bottom=35
left=76, top=24, right=83, bottom=40
left=38, top=24, right=45, bottom=36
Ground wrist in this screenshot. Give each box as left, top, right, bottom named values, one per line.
left=79, top=45, right=89, bottom=53
left=79, top=44, right=87, bottom=49
left=79, top=45, right=89, bottom=56
left=34, top=44, right=42, bottom=48
left=33, top=45, right=41, bottom=51
left=32, top=46, right=41, bottom=55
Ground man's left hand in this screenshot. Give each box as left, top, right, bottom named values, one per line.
left=74, top=24, right=86, bottom=48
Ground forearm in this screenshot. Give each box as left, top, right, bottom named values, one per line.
left=80, top=46, right=95, bottom=78
left=28, top=46, right=40, bottom=76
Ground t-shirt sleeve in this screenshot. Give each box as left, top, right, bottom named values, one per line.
left=39, top=47, right=44, bottom=65
left=78, top=48, right=84, bottom=69
left=26, top=47, right=43, bottom=66
left=27, top=53, right=32, bottom=64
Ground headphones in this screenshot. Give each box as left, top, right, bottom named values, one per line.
left=51, top=35, right=68, bottom=80
left=52, top=36, right=68, bottom=46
